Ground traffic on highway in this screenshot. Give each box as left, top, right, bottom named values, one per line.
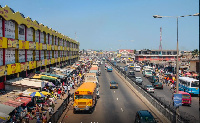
left=59, top=56, right=199, bottom=123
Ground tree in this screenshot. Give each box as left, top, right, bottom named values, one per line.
left=192, top=49, right=199, bottom=58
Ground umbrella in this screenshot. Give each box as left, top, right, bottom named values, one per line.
left=41, top=91, right=51, bottom=96
left=46, top=82, right=55, bottom=87
left=193, top=73, right=198, bottom=76
left=30, top=92, right=45, bottom=97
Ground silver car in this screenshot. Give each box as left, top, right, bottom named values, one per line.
left=135, top=77, right=143, bottom=85
left=144, top=85, right=155, bottom=93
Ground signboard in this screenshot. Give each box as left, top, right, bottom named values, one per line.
left=51, top=58, right=55, bottom=64
left=7, top=38, right=18, bottom=48
left=27, top=28, right=33, bottom=41
left=6, top=63, right=20, bottom=75
left=36, top=42, right=39, bottom=50
left=29, top=61, right=36, bottom=70
left=55, top=45, right=58, bottom=50
left=51, top=45, right=54, bottom=50
left=20, top=62, right=27, bottom=72
left=0, top=65, right=6, bottom=77
left=47, top=59, right=50, bottom=65
left=0, top=37, right=8, bottom=48
left=173, top=94, right=182, bottom=107
left=29, top=41, right=36, bottom=49
left=18, top=24, right=25, bottom=41
left=42, top=44, right=47, bottom=50
left=5, top=20, right=15, bottom=39
left=47, top=44, right=51, bottom=50
left=60, top=46, right=63, bottom=50
left=25, top=41, right=29, bottom=49
left=58, top=57, right=61, bottom=62
left=19, top=40, right=26, bottom=49
left=37, top=60, right=41, bottom=67
left=39, top=43, right=42, bottom=50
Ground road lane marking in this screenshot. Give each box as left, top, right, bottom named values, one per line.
left=121, top=108, right=124, bottom=112
left=117, top=98, right=118, bottom=100
left=114, top=91, right=115, bottom=93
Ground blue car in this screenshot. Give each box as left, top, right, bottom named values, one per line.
left=107, top=66, right=113, bottom=72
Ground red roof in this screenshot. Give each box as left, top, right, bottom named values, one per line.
left=16, top=97, right=32, bottom=106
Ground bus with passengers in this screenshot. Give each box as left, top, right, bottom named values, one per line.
left=178, top=77, right=199, bottom=95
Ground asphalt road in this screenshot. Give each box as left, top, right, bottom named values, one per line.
left=117, top=62, right=199, bottom=122
left=59, top=63, right=167, bottom=123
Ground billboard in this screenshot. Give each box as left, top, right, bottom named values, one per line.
left=173, top=94, right=182, bottom=107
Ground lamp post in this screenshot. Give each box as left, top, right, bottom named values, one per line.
left=153, top=13, right=199, bottom=123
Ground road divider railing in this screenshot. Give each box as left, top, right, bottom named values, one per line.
left=106, top=59, right=193, bottom=123
left=48, top=93, right=71, bottom=123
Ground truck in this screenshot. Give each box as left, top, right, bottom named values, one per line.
left=84, top=73, right=100, bottom=98
left=73, top=82, right=97, bottom=113
left=89, top=65, right=100, bottom=76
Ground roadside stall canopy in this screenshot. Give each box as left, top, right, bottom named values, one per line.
left=3, top=100, right=23, bottom=107
left=0, top=103, right=16, bottom=115
left=40, top=75, right=57, bottom=81
left=16, top=97, right=32, bottom=106
left=32, top=74, right=42, bottom=79
left=0, top=112, right=10, bottom=122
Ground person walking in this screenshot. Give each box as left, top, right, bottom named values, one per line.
left=68, top=84, right=71, bottom=94
left=57, top=88, right=61, bottom=99
left=170, top=83, right=173, bottom=90
left=64, top=84, right=67, bottom=93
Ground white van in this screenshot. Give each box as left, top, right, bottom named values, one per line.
left=135, top=66, right=141, bottom=72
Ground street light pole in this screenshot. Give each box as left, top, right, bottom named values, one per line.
left=176, top=17, right=179, bottom=123
left=153, top=13, right=199, bottom=123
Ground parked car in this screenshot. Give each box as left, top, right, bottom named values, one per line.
left=135, top=77, right=143, bottom=85
left=110, top=81, right=118, bottom=89
left=152, top=82, right=163, bottom=89
left=144, top=85, right=155, bottom=93
left=134, top=110, right=157, bottom=123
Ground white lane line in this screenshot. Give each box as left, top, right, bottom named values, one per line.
left=121, top=108, right=124, bottom=112
left=117, top=98, right=118, bottom=100
left=114, top=91, right=115, bottom=93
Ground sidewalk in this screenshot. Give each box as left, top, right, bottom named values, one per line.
left=28, top=86, right=78, bottom=123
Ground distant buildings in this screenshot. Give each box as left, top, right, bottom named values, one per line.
left=118, top=49, right=134, bottom=58
left=135, top=49, right=181, bottom=62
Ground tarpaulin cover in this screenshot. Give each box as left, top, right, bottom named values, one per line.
left=0, top=103, right=16, bottom=115
left=16, top=97, right=32, bottom=106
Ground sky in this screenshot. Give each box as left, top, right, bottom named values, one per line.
left=1, top=0, right=199, bottom=51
